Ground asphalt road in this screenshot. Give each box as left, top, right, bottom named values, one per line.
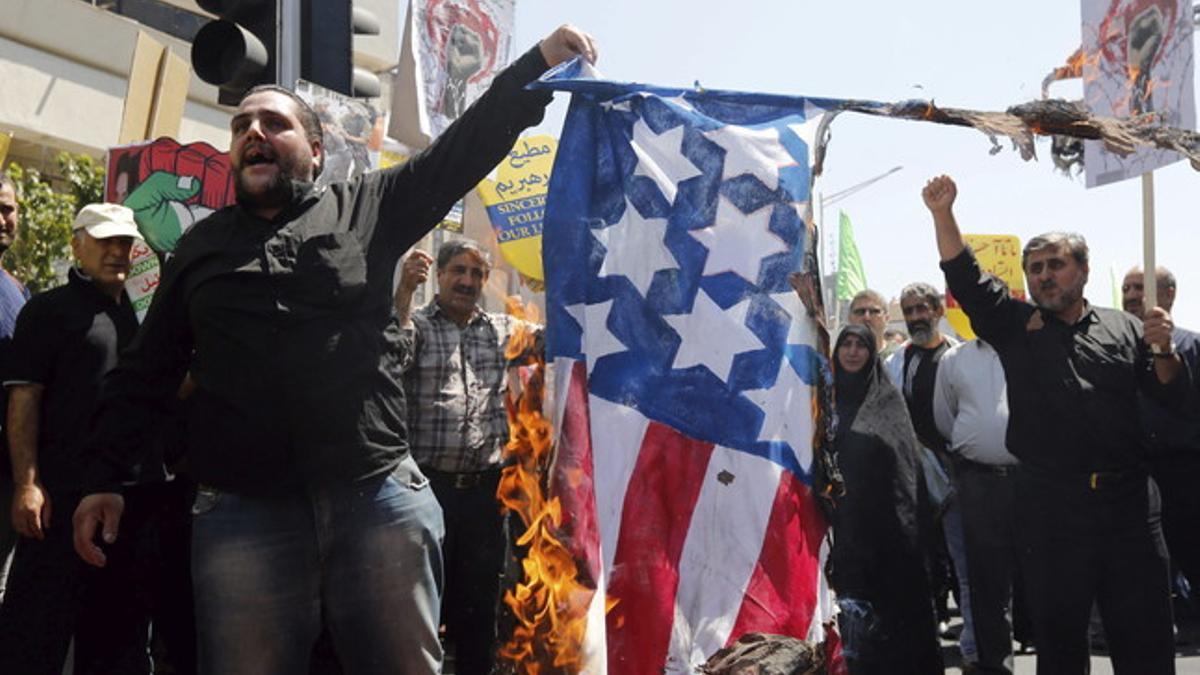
left=941, top=616, right=1200, bottom=674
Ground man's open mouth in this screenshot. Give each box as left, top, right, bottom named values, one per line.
left=244, top=146, right=276, bottom=166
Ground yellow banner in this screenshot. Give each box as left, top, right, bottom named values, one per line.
left=945, top=234, right=1027, bottom=340
left=476, top=135, right=556, bottom=282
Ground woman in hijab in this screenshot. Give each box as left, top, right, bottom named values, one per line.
left=827, top=324, right=943, bottom=674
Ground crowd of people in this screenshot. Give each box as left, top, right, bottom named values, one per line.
left=0, top=18, right=1195, bottom=675
left=823, top=175, right=1200, bottom=675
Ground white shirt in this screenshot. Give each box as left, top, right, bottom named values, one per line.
left=932, top=339, right=1019, bottom=466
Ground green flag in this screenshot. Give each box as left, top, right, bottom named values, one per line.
left=836, top=211, right=867, bottom=301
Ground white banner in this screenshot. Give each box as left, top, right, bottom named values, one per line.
left=389, top=0, right=517, bottom=147
left=1081, top=0, right=1196, bottom=187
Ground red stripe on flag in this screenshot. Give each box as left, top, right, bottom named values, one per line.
left=551, top=360, right=601, bottom=581
left=727, top=470, right=828, bottom=641
left=605, top=422, right=714, bottom=674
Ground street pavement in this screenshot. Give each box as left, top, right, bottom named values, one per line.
left=941, top=616, right=1200, bottom=674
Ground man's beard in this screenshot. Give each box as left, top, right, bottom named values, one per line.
left=907, top=319, right=934, bottom=346
left=234, top=155, right=301, bottom=211
left=1035, top=282, right=1084, bottom=313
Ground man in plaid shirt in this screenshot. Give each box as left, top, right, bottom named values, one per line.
left=395, top=239, right=538, bottom=674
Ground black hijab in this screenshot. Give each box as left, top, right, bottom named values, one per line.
left=833, top=324, right=879, bottom=434
left=825, top=324, right=935, bottom=622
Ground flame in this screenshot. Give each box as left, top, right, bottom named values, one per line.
left=496, top=297, right=597, bottom=675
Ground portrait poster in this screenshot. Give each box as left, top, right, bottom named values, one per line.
left=390, top=0, right=517, bottom=146
left=1081, top=0, right=1196, bottom=187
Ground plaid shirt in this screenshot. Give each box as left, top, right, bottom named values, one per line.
left=404, top=300, right=535, bottom=472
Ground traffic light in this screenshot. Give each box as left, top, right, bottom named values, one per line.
left=191, top=0, right=278, bottom=106
left=301, top=1, right=381, bottom=98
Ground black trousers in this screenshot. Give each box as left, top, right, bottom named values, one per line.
left=957, top=460, right=1018, bottom=674
left=1015, top=466, right=1174, bottom=675
left=427, top=467, right=507, bottom=675
left=0, top=489, right=153, bottom=674
left=1151, top=451, right=1200, bottom=591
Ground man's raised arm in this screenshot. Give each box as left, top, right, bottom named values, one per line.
left=923, top=175, right=1026, bottom=344
left=922, top=175, right=965, bottom=262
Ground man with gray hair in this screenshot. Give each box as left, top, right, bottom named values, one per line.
left=847, top=289, right=897, bottom=358
left=884, top=281, right=974, bottom=665
left=395, top=239, right=540, bottom=673
left=925, top=175, right=1183, bottom=674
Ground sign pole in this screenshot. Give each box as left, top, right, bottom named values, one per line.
left=1142, top=171, right=1157, bottom=312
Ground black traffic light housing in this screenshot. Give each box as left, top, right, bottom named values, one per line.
left=301, top=2, right=381, bottom=98
left=192, top=0, right=277, bottom=106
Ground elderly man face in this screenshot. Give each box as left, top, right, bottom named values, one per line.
left=1122, top=268, right=1176, bottom=319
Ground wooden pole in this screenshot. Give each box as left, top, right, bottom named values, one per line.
left=1142, top=172, right=1157, bottom=312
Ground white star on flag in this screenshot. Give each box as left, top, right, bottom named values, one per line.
left=689, top=196, right=788, bottom=283
left=664, top=291, right=765, bottom=382
left=786, top=102, right=830, bottom=149
left=741, top=354, right=815, bottom=466
left=768, top=288, right=818, bottom=347
left=703, top=124, right=797, bottom=191
left=631, top=117, right=703, bottom=204
left=594, top=198, right=679, bottom=298
left=584, top=299, right=626, bottom=374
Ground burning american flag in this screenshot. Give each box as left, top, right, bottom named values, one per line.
left=529, top=61, right=839, bottom=674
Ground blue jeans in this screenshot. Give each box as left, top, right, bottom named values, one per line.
left=190, top=456, right=444, bottom=675
left=944, top=499, right=977, bottom=662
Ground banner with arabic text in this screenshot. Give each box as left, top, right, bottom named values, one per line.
left=476, top=135, right=556, bottom=281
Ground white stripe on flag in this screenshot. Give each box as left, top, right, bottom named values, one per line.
left=806, top=533, right=834, bottom=644
left=582, top=555, right=610, bottom=675
left=665, top=447, right=784, bottom=671
left=589, top=395, right=652, bottom=574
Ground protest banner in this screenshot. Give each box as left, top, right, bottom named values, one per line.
left=295, top=81, right=385, bottom=188
left=389, top=0, right=517, bottom=147
left=476, top=134, right=556, bottom=282
left=106, top=138, right=236, bottom=319
left=1081, top=0, right=1196, bottom=187
left=945, top=234, right=1027, bottom=340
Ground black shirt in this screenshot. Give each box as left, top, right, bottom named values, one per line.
left=900, top=341, right=951, bottom=454
left=1141, top=326, right=1200, bottom=456
left=88, top=47, right=554, bottom=496
left=6, top=269, right=138, bottom=493
left=941, top=248, right=1182, bottom=474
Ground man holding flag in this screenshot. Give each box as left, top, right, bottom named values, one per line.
left=70, top=24, right=598, bottom=675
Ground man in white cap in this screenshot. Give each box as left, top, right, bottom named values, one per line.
left=0, top=203, right=158, bottom=673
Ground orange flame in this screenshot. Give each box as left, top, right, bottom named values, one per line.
left=496, top=297, right=597, bottom=675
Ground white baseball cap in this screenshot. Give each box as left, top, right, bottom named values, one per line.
left=72, top=203, right=143, bottom=240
